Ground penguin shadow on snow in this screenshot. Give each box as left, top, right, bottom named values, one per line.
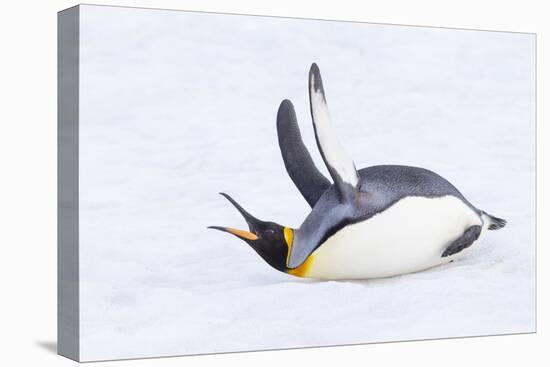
left=209, top=63, right=506, bottom=282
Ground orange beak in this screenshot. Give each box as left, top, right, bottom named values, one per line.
left=208, top=226, right=259, bottom=241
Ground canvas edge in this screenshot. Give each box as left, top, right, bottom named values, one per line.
left=57, top=5, right=80, bottom=362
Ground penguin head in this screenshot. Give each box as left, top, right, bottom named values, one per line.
left=208, top=193, right=293, bottom=273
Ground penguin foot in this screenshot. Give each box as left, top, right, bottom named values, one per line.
left=441, top=225, right=482, bottom=257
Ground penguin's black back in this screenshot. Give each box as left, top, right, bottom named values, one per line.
left=357, top=165, right=472, bottom=208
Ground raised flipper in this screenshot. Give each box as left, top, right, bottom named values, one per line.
left=441, top=225, right=482, bottom=257
left=286, top=64, right=363, bottom=269
left=277, top=99, right=331, bottom=208
left=308, top=63, right=360, bottom=201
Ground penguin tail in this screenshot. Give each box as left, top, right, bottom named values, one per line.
left=480, top=210, right=507, bottom=230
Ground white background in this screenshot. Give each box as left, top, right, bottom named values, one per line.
left=0, top=0, right=547, bottom=366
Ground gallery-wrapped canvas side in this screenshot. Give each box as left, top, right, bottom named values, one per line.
left=57, top=5, right=80, bottom=362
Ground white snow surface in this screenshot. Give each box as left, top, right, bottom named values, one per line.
left=77, top=5, right=536, bottom=361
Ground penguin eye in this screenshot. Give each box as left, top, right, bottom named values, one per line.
left=265, top=229, right=275, bottom=236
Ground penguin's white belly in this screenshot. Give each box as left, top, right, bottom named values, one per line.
left=304, top=195, right=484, bottom=280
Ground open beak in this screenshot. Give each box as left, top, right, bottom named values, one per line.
left=208, top=193, right=263, bottom=241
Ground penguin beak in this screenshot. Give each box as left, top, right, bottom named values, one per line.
left=207, top=226, right=259, bottom=241
left=208, top=193, right=263, bottom=241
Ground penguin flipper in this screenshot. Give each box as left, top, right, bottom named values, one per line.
left=308, top=63, right=360, bottom=201
left=277, top=99, right=331, bottom=208
left=441, top=225, right=482, bottom=257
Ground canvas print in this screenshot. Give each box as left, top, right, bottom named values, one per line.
left=58, top=4, right=536, bottom=362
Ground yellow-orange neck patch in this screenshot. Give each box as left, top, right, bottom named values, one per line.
left=284, top=227, right=314, bottom=278
left=284, top=227, right=294, bottom=266
left=287, top=255, right=314, bottom=278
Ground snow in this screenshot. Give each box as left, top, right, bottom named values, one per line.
left=76, top=5, right=535, bottom=361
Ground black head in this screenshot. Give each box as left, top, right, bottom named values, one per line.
left=208, top=193, right=292, bottom=273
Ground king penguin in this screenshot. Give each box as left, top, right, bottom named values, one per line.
left=209, top=63, right=506, bottom=280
